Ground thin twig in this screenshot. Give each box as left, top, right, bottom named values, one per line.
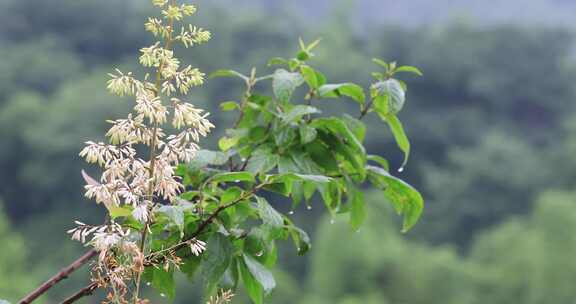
left=145, top=181, right=268, bottom=265
left=60, top=282, right=99, bottom=304
left=358, top=99, right=374, bottom=120
left=18, top=249, right=98, bottom=304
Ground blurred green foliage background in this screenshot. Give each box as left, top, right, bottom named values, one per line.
left=2, top=0, right=576, bottom=302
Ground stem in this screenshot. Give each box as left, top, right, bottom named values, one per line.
left=358, top=99, right=374, bottom=120
left=18, top=249, right=98, bottom=304
left=145, top=182, right=268, bottom=265
left=133, top=9, right=176, bottom=302
left=60, top=282, right=98, bottom=304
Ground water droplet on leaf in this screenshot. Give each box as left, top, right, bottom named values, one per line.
left=289, top=210, right=295, bottom=215
left=398, top=167, right=404, bottom=173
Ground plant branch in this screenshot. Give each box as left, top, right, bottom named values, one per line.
left=60, top=181, right=268, bottom=303
left=358, top=98, right=374, bottom=120
left=133, top=8, right=176, bottom=302
left=60, top=282, right=99, bottom=304
left=145, top=181, right=268, bottom=264
left=18, top=249, right=98, bottom=304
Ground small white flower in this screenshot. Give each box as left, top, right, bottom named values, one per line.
left=92, top=232, right=121, bottom=251
left=190, top=238, right=207, bottom=256
left=132, top=204, right=149, bottom=224
left=106, top=69, right=139, bottom=96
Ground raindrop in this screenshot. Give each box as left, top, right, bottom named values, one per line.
left=146, top=282, right=151, bottom=286
left=398, top=167, right=405, bottom=173
left=234, top=180, right=240, bottom=183
left=288, top=211, right=295, bottom=215
left=160, top=293, right=166, bottom=298
left=330, top=219, right=335, bottom=224
left=255, top=251, right=263, bottom=257
left=306, top=205, right=312, bottom=210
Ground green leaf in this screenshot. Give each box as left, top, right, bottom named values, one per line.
left=349, top=188, right=366, bottom=231
left=239, top=258, right=264, bottom=304
left=305, top=38, right=322, bottom=52
left=249, top=126, right=268, bottom=142
left=305, top=139, right=339, bottom=174
left=152, top=267, right=176, bottom=300
left=298, top=37, right=307, bottom=51
left=383, top=114, right=410, bottom=169
left=202, top=233, right=233, bottom=296
left=278, top=155, right=300, bottom=174
left=372, top=79, right=406, bottom=115
left=218, top=136, right=239, bottom=152
left=243, top=254, right=276, bottom=293
left=109, top=205, right=132, bottom=219
left=255, top=196, right=284, bottom=228
left=221, top=187, right=243, bottom=204
left=366, top=166, right=423, bottom=232
left=157, top=205, right=185, bottom=233
left=263, top=182, right=292, bottom=197
left=342, top=114, right=367, bottom=142
left=297, top=50, right=310, bottom=61
left=268, top=57, right=288, bottom=66
left=245, top=149, right=279, bottom=174
left=192, top=149, right=230, bottom=167
left=288, top=59, right=300, bottom=71
left=311, top=118, right=365, bottom=155
left=209, top=69, right=248, bottom=81
left=367, top=155, right=390, bottom=172
left=271, top=173, right=332, bottom=184
left=210, top=171, right=255, bottom=184
left=372, top=58, right=389, bottom=71
left=181, top=256, right=202, bottom=281
left=318, top=83, right=365, bottom=104
left=299, top=125, right=317, bottom=144
left=287, top=224, right=311, bottom=255
left=274, top=127, right=296, bottom=148
left=300, top=65, right=319, bottom=89
left=394, top=65, right=423, bottom=76
left=272, top=69, right=304, bottom=103
left=318, top=180, right=341, bottom=214
left=281, top=105, right=320, bottom=124
left=220, top=101, right=239, bottom=111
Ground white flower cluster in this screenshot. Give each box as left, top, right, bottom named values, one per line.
left=176, top=25, right=211, bottom=48
left=189, top=238, right=207, bottom=256
left=73, top=1, right=214, bottom=257
left=80, top=103, right=212, bottom=210
left=68, top=221, right=130, bottom=254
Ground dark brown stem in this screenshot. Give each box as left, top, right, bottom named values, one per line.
left=19, top=250, right=98, bottom=304
left=145, top=182, right=267, bottom=265
left=60, top=282, right=99, bottom=304
left=358, top=100, right=373, bottom=120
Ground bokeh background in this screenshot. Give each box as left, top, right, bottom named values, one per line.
left=2, top=0, right=576, bottom=303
